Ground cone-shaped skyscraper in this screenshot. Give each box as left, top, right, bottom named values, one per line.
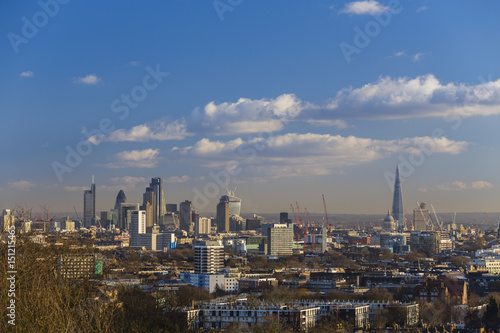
left=391, top=166, right=405, bottom=229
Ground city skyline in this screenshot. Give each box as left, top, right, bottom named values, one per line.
left=2, top=1, right=500, bottom=214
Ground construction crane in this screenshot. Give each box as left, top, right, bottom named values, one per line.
left=296, top=202, right=306, bottom=253
left=417, top=202, right=433, bottom=230
left=290, top=204, right=301, bottom=245
left=430, top=204, right=442, bottom=231
left=484, top=212, right=494, bottom=232
left=322, top=194, right=332, bottom=238
left=304, top=208, right=314, bottom=252
left=73, top=206, right=81, bottom=222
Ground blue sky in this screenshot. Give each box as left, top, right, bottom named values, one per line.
left=1, top=0, right=500, bottom=215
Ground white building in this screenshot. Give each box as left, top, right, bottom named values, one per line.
left=195, top=217, right=211, bottom=236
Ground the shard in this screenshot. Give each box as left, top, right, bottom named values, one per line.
left=391, top=166, right=405, bottom=229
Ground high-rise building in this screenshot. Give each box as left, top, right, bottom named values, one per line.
left=391, top=166, right=405, bottom=229
left=142, top=187, right=156, bottom=227
left=194, top=240, right=224, bottom=274
left=83, top=176, right=96, bottom=228
left=179, top=200, right=192, bottom=232
left=216, top=200, right=229, bottom=233
left=195, top=217, right=211, bottom=236
left=130, top=210, right=147, bottom=247
left=119, top=203, right=140, bottom=230
left=413, top=202, right=430, bottom=231
left=221, top=191, right=241, bottom=216
left=114, top=190, right=127, bottom=211
left=150, top=177, right=166, bottom=223
left=267, top=224, right=293, bottom=256
left=280, top=212, right=291, bottom=224
left=166, top=203, right=178, bottom=213
left=246, top=214, right=264, bottom=231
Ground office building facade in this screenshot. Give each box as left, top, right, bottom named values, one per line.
left=194, top=240, right=224, bottom=274
left=83, top=176, right=96, bottom=228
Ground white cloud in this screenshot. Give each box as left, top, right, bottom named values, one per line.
left=165, top=175, right=190, bottom=183
left=178, top=133, right=467, bottom=180
left=416, top=6, right=428, bottom=12
left=126, top=61, right=141, bottom=67
left=73, top=74, right=101, bottom=85
left=339, top=1, right=388, bottom=15
left=94, top=120, right=190, bottom=143
left=471, top=181, right=493, bottom=189
left=106, top=149, right=160, bottom=168
left=323, top=74, right=500, bottom=120
left=412, top=52, right=426, bottom=62
left=9, top=180, right=36, bottom=191
left=64, top=186, right=89, bottom=192
left=20, top=71, right=34, bottom=78
left=420, top=180, right=492, bottom=192
left=110, top=176, right=147, bottom=186
left=194, top=94, right=305, bottom=135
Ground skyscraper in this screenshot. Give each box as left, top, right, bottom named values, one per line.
left=114, top=190, right=127, bottom=211
left=217, top=190, right=242, bottom=233
left=216, top=199, right=229, bottom=233
left=130, top=210, right=146, bottom=247
left=113, top=190, right=127, bottom=227
left=391, top=166, right=405, bottom=229
left=150, top=177, right=166, bottom=223
left=142, top=187, right=156, bottom=227
left=119, top=203, right=140, bottom=230
left=83, top=176, right=96, bottom=228
left=179, top=200, right=192, bottom=232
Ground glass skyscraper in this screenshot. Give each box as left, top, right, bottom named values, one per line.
left=83, top=175, right=96, bottom=228
left=391, top=166, right=405, bottom=229
left=150, top=177, right=166, bottom=223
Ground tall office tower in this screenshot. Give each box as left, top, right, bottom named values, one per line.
left=216, top=199, right=229, bottom=233
left=166, top=203, right=178, bottom=213
left=195, top=217, right=211, bottom=236
left=194, top=240, right=224, bottom=274
left=119, top=203, right=140, bottom=230
left=1, top=209, right=14, bottom=232
left=114, top=190, right=127, bottom=211
left=221, top=190, right=241, bottom=216
left=179, top=200, right=192, bottom=232
left=113, top=190, right=127, bottom=226
left=83, top=175, right=96, bottom=228
left=142, top=187, right=157, bottom=227
left=130, top=210, right=146, bottom=247
left=150, top=177, right=166, bottom=223
left=280, top=212, right=290, bottom=224
left=391, top=166, right=405, bottom=229
left=267, top=224, right=293, bottom=256
left=413, top=202, right=430, bottom=231
left=246, top=214, right=264, bottom=231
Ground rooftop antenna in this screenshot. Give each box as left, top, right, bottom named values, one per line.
left=92, top=174, right=94, bottom=184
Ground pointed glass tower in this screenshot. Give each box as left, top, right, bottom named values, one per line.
left=391, top=166, right=405, bottom=229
